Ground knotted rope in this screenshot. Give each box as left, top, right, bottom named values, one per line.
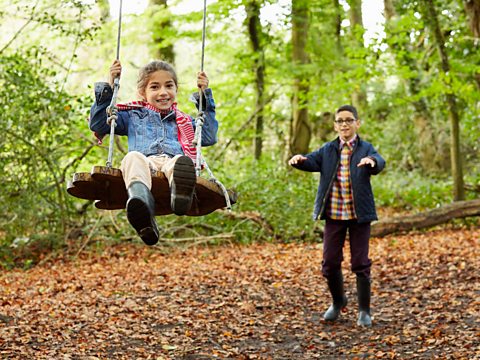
left=192, top=0, right=231, bottom=211
left=105, top=0, right=122, bottom=168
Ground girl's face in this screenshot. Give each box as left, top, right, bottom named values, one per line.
left=140, top=70, right=177, bottom=110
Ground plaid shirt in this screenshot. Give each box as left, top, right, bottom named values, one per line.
left=327, top=137, right=357, bottom=220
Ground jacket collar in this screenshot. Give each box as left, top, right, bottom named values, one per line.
left=334, top=134, right=360, bottom=149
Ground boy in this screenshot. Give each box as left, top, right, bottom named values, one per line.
left=288, top=105, right=385, bottom=327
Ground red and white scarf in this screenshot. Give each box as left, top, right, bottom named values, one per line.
left=115, top=101, right=197, bottom=161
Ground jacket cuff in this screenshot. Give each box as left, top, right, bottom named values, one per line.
left=94, top=82, right=113, bottom=105
left=367, top=156, right=377, bottom=165
left=190, top=88, right=213, bottom=110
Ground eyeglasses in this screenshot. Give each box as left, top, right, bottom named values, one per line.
left=334, top=118, right=356, bottom=125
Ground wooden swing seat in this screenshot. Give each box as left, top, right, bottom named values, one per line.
left=67, top=166, right=236, bottom=216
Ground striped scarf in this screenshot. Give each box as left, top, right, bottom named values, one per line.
left=116, top=101, right=197, bottom=161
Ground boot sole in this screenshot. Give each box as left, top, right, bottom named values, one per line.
left=171, top=156, right=196, bottom=216
left=127, top=197, right=159, bottom=246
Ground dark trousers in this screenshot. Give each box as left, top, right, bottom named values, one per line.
left=322, top=218, right=372, bottom=279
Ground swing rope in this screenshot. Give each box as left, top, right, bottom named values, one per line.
left=192, top=0, right=232, bottom=211
left=105, top=0, right=122, bottom=168
left=104, top=0, right=231, bottom=211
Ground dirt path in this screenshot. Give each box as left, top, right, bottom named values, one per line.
left=0, top=227, right=479, bottom=359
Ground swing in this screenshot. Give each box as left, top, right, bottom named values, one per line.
left=67, top=0, right=236, bottom=216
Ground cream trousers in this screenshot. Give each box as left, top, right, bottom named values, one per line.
left=120, top=151, right=181, bottom=190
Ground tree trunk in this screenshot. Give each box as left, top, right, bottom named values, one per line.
left=246, top=0, right=265, bottom=160
left=333, top=0, right=343, bottom=51
left=149, top=0, right=175, bottom=64
left=289, top=0, right=311, bottom=156
left=464, top=0, right=480, bottom=38
left=422, top=0, right=465, bottom=201
left=347, top=0, right=367, bottom=109
left=383, top=0, right=448, bottom=173
left=464, top=0, right=480, bottom=89
left=371, top=199, right=480, bottom=237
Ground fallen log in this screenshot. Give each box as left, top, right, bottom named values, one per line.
left=371, top=199, right=480, bottom=237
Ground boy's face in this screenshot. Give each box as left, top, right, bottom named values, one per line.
left=334, top=110, right=360, bottom=142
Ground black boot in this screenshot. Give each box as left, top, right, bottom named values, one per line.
left=126, top=181, right=160, bottom=246
left=356, top=276, right=372, bottom=327
left=323, top=271, right=348, bottom=321
left=170, top=155, right=196, bottom=216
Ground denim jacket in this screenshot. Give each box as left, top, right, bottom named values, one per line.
left=89, top=82, right=218, bottom=157
left=293, top=136, right=385, bottom=223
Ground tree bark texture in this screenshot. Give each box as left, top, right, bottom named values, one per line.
left=290, top=0, right=311, bottom=156
left=371, top=199, right=480, bottom=237
left=421, top=0, right=465, bottom=201
left=246, top=0, right=265, bottom=160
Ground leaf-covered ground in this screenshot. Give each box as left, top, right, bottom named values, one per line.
left=1, top=227, right=479, bottom=359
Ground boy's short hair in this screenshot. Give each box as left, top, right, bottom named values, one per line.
left=336, top=105, right=358, bottom=119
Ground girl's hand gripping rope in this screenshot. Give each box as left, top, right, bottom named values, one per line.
left=109, top=60, right=122, bottom=88
left=106, top=105, right=118, bottom=126
left=197, top=71, right=209, bottom=91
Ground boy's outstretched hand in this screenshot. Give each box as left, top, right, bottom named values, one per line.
left=357, top=157, right=376, bottom=167
left=288, top=155, right=307, bottom=166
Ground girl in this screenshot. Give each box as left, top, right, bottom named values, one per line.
left=89, top=60, right=218, bottom=246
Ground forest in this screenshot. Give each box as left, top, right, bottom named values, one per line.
left=0, top=0, right=479, bottom=358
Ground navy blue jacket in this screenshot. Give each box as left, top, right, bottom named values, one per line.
left=293, top=136, right=385, bottom=223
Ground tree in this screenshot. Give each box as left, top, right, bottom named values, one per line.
left=245, top=0, right=266, bottom=160
left=420, top=0, right=465, bottom=201
left=383, top=0, right=448, bottom=173
left=332, top=0, right=343, bottom=51
left=149, top=0, right=175, bottom=63
left=464, top=0, right=480, bottom=37
left=289, top=0, right=311, bottom=156
left=0, top=1, right=99, bottom=242
left=464, top=0, right=480, bottom=88
left=347, top=0, right=367, bottom=109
